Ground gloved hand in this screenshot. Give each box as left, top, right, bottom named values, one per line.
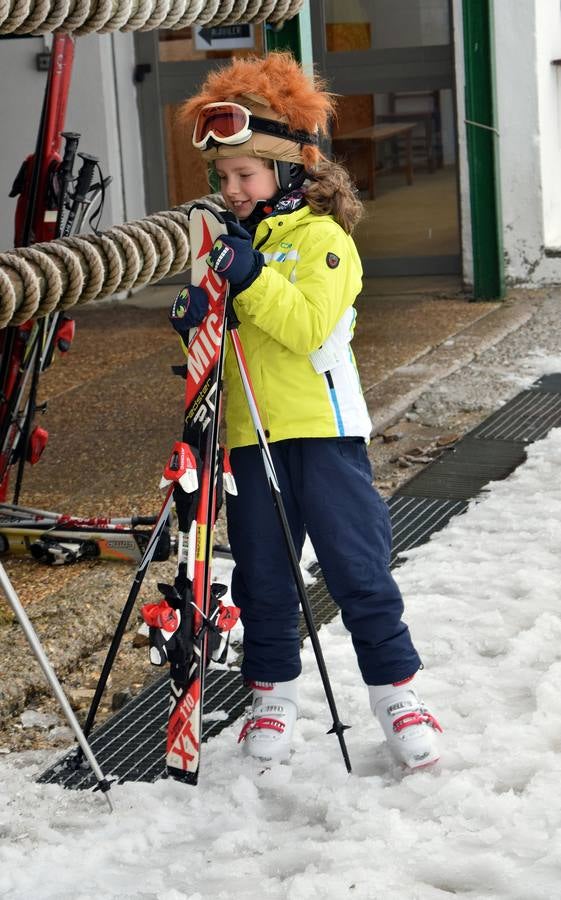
left=206, top=223, right=264, bottom=294
left=169, top=284, right=209, bottom=337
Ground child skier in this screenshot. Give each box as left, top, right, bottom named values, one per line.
left=170, top=52, right=442, bottom=770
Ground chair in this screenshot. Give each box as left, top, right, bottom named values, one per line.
left=377, top=91, right=443, bottom=173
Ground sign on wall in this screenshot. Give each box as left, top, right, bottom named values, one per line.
left=193, top=25, right=255, bottom=50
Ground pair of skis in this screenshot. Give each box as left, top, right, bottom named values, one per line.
left=79, top=204, right=351, bottom=785
left=0, top=504, right=166, bottom=565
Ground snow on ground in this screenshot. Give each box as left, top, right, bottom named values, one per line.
left=2, top=430, right=561, bottom=900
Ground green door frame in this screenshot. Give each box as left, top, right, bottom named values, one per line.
left=264, top=0, right=313, bottom=68
left=462, top=0, right=505, bottom=299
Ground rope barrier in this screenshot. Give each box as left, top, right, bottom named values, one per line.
left=0, top=197, right=225, bottom=327
left=0, top=0, right=303, bottom=33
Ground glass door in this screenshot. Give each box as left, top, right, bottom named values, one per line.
left=311, top=0, right=461, bottom=277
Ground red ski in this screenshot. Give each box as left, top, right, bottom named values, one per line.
left=160, top=205, right=238, bottom=783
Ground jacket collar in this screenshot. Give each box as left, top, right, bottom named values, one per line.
left=254, top=202, right=312, bottom=244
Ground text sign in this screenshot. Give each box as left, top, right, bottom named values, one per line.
left=194, top=25, right=255, bottom=50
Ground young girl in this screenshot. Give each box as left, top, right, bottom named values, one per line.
left=170, top=52, right=442, bottom=770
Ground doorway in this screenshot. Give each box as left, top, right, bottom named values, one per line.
left=134, top=3, right=461, bottom=279
left=311, top=0, right=461, bottom=277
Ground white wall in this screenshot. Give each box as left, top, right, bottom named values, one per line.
left=535, top=0, right=561, bottom=249
left=493, top=0, right=561, bottom=285
left=0, top=33, right=145, bottom=254
left=0, top=37, right=46, bottom=251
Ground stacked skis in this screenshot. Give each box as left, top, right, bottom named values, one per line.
left=141, top=204, right=240, bottom=783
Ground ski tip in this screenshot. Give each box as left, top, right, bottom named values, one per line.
left=188, top=202, right=226, bottom=224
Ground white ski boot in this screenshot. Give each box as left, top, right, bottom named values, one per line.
left=238, top=679, right=298, bottom=762
left=369, top=677, right=442, bottom=769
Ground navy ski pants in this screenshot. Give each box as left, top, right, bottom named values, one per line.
left=226, top=437, right=421, bottom=685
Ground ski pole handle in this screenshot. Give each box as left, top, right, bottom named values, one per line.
left=62, top=152, right=97, bottom=237
left=59, top=132, right=81, bottom=180
left=74, top=153, right=98, bottom=202
left=56, top=131, right=80, bottom=236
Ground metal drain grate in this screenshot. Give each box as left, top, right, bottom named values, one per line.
left=397, top=439, right=527, bottom=500
left=534, top=374, right=561, bottom=393
left=38, top=668, right=251, bottom=789
left=389, top=495, right=468, bottom=558
left=471, top=389, right=561, bottom=442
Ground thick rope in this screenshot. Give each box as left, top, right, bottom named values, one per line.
left=249, top=0, right=278, bottom=24
left=29, top=0, right=72, bottom=34
left=102, top=226, right=142, bottom=292
left=39, top=241, right=85, bottom=309
left=221, top=0, right=251, bottom=27
left=194, top=0, right=220, bottom=26
left=100, top=1, right=135, bottom=33
left=0, top=269, right=16, bottom=329
left=1, top=253, right=41, bottom=325
left=0, top=197, right=225, bottom=324
left=117, top=221, right=158, bottom=287
left=16, top=246, right=63, bottom=317
left=0, top=0, right=304, bottom=33
left=207, top=0, right=236, bottom=26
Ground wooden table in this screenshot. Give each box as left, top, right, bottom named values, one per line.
left=332, top=122, right=417, bottom=199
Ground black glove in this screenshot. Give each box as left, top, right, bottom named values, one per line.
left=169, top=284, right=209, bottom=337
left=206, top=224, right=264, bottom=295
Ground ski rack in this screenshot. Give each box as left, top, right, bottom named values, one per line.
left=38, top=373, right=561, bottom=788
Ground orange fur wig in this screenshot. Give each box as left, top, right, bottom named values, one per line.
left=180, top=52, right=335, bottom=169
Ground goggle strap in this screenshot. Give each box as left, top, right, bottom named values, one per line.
left=248, top=114, right=319, bottom=147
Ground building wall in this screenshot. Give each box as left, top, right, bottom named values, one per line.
left=535, top=0, right=561, bottom=250
left=0, top=33, right=145, bottom=253
left=494, top=0, right=561, bottom=285
left=0, top=37, right=45, bottom=251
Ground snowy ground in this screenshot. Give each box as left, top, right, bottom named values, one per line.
left=2, top=417, right=561, bottom=899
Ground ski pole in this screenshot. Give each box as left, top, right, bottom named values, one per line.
left=12, top=318, right=46, bottom=504
left=228, top=327, right=352, bottom=773
left=0, top=563, right=113, bottom=810
left=0, top=325, right=43, bottom=475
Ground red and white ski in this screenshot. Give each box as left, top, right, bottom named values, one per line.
left=163, top=204, right=236, bottom=783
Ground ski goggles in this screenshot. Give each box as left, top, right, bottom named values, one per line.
left=192, top=102, right=319, bottom=151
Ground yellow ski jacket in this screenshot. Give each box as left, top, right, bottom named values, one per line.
left=224, top=204, right=372, bottom=449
